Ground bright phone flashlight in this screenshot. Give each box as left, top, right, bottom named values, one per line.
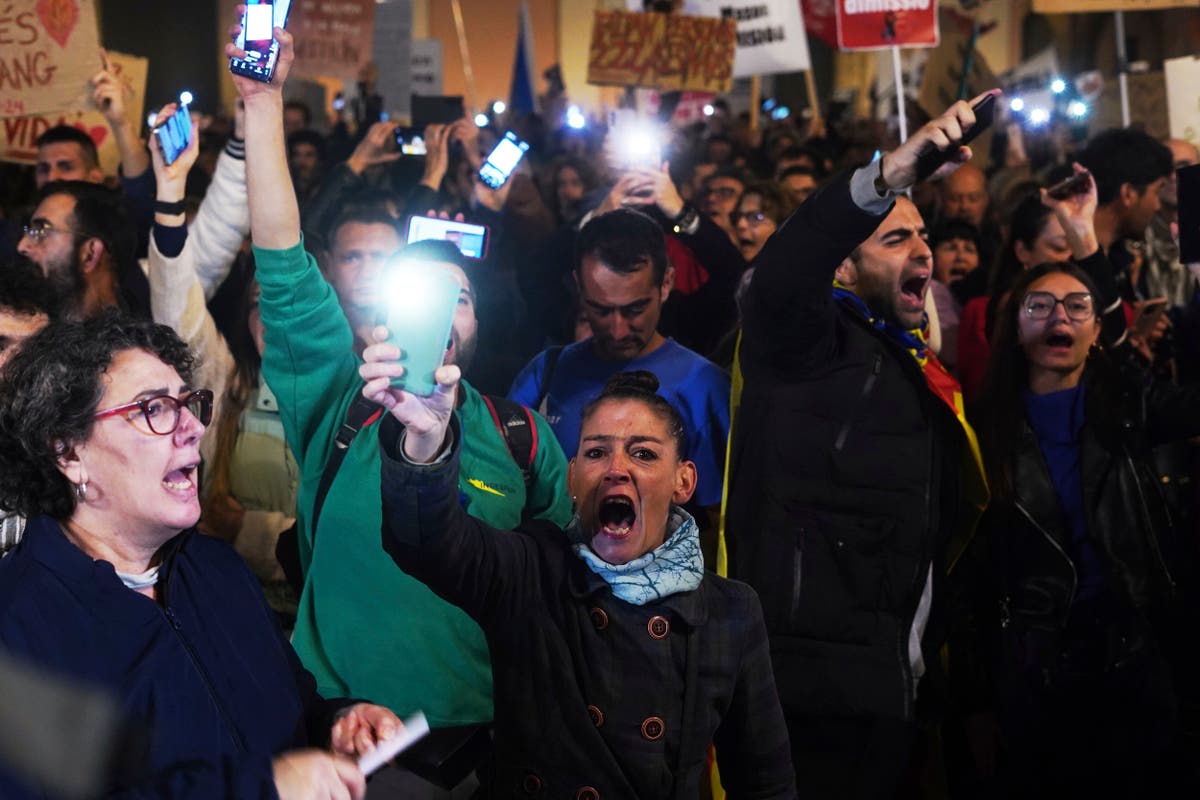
left=1067, top=100, right=1088, bottom=119
left=566, top=105, right=586, bottom=130
left=492, top=100, right=506, bottom=115
left=179, top=90, right=194, bottom=106
left=1010, top=97, right=1025, bottom=113
left=1050, top=78, right=1067, bottom=95
left=473, top=113, right=489, bottom=128
left=1028, top=107, right=1050, bottom=126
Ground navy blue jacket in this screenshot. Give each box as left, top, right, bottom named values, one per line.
left=0, top=516, right=347, bottom=798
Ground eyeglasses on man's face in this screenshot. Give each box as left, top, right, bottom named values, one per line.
left=732, top=210, right=769, bottom=227
left=22, top=221, right=78, bottom=243
left=1022, top=291, right=1095, bottom=322
left=93, top=389, right=214, bottom=435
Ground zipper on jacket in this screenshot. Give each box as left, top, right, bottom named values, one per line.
left=164, top=607, right=249, bottom=754
left=1014, top=501, right=1077, bottom=629
left=834, top=353, right=883, bottom=451
left=790, top=533, right=803, bottom=623
left=1126, top=454, right=1177, bottom=592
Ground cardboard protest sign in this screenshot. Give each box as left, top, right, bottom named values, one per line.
left=587, top=10, right=736, bottom=93
left=0, top=51, right=147, bottom=176
left=1166, top=55, right=1200, bottom=145
left=1032, top=0, right=1197, bottom=12
left=836, top=0, right=939, bottom=51
left=0, top=0, right=103, bottom=118
left=289, top=0, right=376, bottom=81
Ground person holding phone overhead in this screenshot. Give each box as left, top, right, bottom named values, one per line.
left=227, top=10, right=573, bottom=797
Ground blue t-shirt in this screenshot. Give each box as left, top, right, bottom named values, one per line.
left=1023, top=383, right=1106, bottom=602
left=509, top=338, right=731, bottom=506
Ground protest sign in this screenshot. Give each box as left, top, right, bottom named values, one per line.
left=1032, top=0, right=1197, bottom=12
left=289, top=0, right=376, bottom=81
left=411, top=40, right=443, bottom=97
left=0, top=50, right=147, bottom=175
left=1165, top=55, right=1200, bottom=145
left=587, top=10, right=736, bottom=93
left=802, top=0, right=839, bottom=48
left=836, top=0, right=939, bottom=51
left=685, top=0, right=812, bottom=76
left=0, top=0, right=103, bottom=118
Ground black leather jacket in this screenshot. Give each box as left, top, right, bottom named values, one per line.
left=974, top=360, right=1200, bottom=678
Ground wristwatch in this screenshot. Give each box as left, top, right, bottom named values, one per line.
left=671, top=205, right=699, bottom=235
left=873, top=157, right=890, bottom=197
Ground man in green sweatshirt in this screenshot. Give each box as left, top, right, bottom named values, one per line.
left=232, top=22, right=572, bottom=798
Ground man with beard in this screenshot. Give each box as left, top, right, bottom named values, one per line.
left=236, top=25, right=572, bottom=797
left=16, top=181, right=146, bottom=318
left=724, top=95, right=993, bottom=796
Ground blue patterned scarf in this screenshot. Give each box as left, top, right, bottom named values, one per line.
left=566, top=506, right=704, bottom=605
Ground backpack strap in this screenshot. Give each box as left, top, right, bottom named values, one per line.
left=533, top=345, right=564, bottom=418
left=312, top=395, right=383, bottom=534
left=482, top=395, right=538, bottom=488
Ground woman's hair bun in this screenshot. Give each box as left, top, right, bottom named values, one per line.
left=601, top=370, right=660, bottom=397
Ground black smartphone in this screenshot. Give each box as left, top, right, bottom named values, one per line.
left=394, top=127, right=427, bottom=156
left=1045, top=170, right=1093, bottom=201
left=406, top=215, right=489, bottom=259
left=914, top=92, right=998, bottom=182
left=478, top=131, right=530, bottom=190
left=154, top=95, right=193, bottom=166
left=1178, top=163, right=1200, bottom=264
left=229, top=0, right=293, bottom=83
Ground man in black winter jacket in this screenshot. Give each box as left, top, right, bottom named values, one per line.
left=725, top=96, right=993, bottom=796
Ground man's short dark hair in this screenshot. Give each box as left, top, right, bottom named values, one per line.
left=326, top=205, right=402, bottom=249
left=0, top=262, right=56, bottom=319
left=287, top=129, right=326, bottom=161
left=0, top=311, right=193, bottom=519
left=930, top=218, right=982, bottom=252
left=37, top=181, right=137, bottom=278
left=576, top=208, right=668, bottom=285
left=283, top=100, right=312, bottom=126
left=778, top=165, right=817, bottom=182
left=35, top=126, right=99, bottom=168
left=704, top=165, right=750, bottom=187
left=1077, top=128, right=1173, bottom=205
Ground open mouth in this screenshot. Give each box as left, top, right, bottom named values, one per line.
left=598, top=495, right=637, bottom=539
left=900, top=275, right=927, bottom=305
left=163, top=464, right=198, bottom=493
left=1045, top=332, right=1074, bottom=348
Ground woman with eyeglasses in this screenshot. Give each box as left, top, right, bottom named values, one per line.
left=963, top=261, right=1200, bottom=796
left=0, top=312, right=399, bottom=799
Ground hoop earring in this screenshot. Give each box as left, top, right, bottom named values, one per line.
left=73, top=480, right=88, bottom=503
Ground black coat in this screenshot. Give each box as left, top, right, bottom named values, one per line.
left=378, top=416, right=796, bottom=799
left=975, top=361, right=1200, bottom=676
left=726, top=172, right=977, bottom=722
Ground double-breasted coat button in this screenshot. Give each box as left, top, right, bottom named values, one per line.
left=587, top=704, right=605, bottom=727
left=576, top=787, right=600, bottom=800
left=641, top=716, right=665, bottom=741
left=647, top=615, right=669, bottom=639
left=522, top=773, right=543, bottom=794
left=590, top=607, right=609, bottom=630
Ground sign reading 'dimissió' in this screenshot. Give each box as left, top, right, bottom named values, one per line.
left=836, top=0, right=939, bottom=51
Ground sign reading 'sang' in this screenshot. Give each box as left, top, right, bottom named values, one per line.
left=836, top=0, right=939, bottom=51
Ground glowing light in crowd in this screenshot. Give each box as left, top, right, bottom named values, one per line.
left=1067, top=100, right=1088, bottom=119
left=492, top=100, right=506, bottom=115
left=771, top=106, right=790, bottom=121
left=1050, top=78, right=1067, bottom=95
left=179, top=91, right=194, bottom=106
left=703, top=104, right=715, bottom=117
left=147, top=112, right=158, bottom=127
left=474, top=113, right=489, bottom=127
left=1028, top=107, right=1050, bottom=126
left=566, top=105, right=586, bottom=130
left=1009, top=97, right=1025, bottom=113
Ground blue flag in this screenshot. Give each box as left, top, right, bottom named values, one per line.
left=509, top=1, right=538, bottom=115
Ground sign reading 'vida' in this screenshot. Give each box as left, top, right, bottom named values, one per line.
left=836, top=0, right=939, bottom=51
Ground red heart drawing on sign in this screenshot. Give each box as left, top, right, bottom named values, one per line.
left=37, top=0, right=80, bottom=49
left=72, top=123, right=108, bottom=149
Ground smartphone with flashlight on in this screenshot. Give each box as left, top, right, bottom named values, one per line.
left=1046, top=170, right=1093, bottom=201
left=406, top=215, right=490, bottom=259
left=153, top=93, right=194, bottom=166
left=229, top=0, right=293, bottom=83
left=914, top=91, right=999, bottom=182
left=478, top=131, right=529, bottom=190
left=609, top=110, right=663, bottom=170
left=377, top=264, right=463, bottom=397
left=394, top=127, right=427, bottom=156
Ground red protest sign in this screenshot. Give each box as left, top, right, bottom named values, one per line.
left=836, top=0, right=938, bottom=51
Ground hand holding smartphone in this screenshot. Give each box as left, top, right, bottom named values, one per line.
left=377, top=265, right=463, bottom=397
left=1046, top=170, right=1093, bottom=201
left=406, top=216, right=489, bottom=259
left=914, top=92, right=999, bottom=183
left=479, top=132, right=530, bottom=190
left=153, top=94, right=194, bottom=166
left=230, top=0, right=293, bottom=83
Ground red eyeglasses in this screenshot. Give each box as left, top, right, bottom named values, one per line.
left=93, top=389, right=213, bottom=435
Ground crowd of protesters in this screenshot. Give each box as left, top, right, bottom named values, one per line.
left=2, top=4, right=1200, bottom=799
